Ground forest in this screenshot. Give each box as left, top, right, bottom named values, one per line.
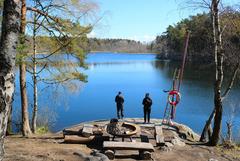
left=149, top=9, right=240, bottom=64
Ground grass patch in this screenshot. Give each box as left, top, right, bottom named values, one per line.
left=36, top=126, right=49, bottom=134
left=217, top=142, right=240, bottom=160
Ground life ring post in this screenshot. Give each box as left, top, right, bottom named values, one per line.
left=168, top=90, right=181, bottom=106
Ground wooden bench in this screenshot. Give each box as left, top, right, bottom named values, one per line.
left=103, top=141, right=154, bottom=160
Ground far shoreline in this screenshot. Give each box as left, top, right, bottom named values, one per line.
left=89, top=51, right=158, bottom=54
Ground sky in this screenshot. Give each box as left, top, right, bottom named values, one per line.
left=88, top=0, right=240, bottom=42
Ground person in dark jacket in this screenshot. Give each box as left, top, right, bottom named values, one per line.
left=142, top=93, right=152, bottom=123
left=115, top=91, right=124, bottom=119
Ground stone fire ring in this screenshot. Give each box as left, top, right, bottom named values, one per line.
left=106, top=122, right=140, bottom=137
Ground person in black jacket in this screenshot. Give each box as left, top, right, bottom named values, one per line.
left=142, top=93, right=152, bottom=123
left=115, top=91, right=124, bottom=119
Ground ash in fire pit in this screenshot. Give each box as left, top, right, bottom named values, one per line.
left=106, top=118, right=139, bottom=138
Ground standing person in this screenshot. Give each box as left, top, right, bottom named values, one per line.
left=142, top=93, right=152, bottom=123
left=115, top=91, right=124, bottom=119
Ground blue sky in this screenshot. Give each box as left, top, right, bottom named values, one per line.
left=89, top=0, right=240, bottom=42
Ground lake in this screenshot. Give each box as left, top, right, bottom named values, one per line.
left=13, top=52, right=240, bottom=138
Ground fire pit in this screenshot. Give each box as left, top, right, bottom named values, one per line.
left=106, top=119, right=139, bottom=141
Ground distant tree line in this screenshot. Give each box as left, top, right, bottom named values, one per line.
left=88, top=38, right=150, bottom=53
left=149, top=9, right=240, bottom=64
left=23, top=37, right=150, bottom=54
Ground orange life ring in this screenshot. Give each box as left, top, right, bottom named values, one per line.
left=168, top=90, right=181, bottom=106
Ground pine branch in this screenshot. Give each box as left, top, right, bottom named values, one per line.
left=26, top=7, right=59, bottom=23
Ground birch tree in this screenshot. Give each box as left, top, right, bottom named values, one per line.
left=0, top=0, right=21, bottom=160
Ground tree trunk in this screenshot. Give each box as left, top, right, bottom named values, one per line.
left=6, top=106, right=13, bottom=135
left=20, top=63, right=32, bottom=136
left=32, top=14, right=38, bottom=133
left=208, top=124, right=213, bottom=141
left=0, top=0, right=21, bottom=160
left=200, top=109, right=215, bottom=142
left=226, top=122, right=232, bottom=143
left=209, top=0, right=224, bottom=146
left=19, top=0, right=32, bottom=136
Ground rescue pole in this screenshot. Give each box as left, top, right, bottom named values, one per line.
left=162, top=31, right=190, bottom=125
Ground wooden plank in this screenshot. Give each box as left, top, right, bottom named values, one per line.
left=82, top=124, right=93, bottom=137
left=155, top=126, right=165, bottom=146
left=103, top=141, right=154, bottom=152
left=155, top=126, right=163, bottom=136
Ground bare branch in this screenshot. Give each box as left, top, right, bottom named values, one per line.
left=26, top=68, right=34, bottom=75
left=36, top=63, right=48, bottom=75
left=222, top=63, right=240, bottom=100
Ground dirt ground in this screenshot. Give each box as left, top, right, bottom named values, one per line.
left=4, top=135, right=88, bottom=161
left=3, top=135, right=240, bottom=161
left=3, top=119, right=240, bottom=161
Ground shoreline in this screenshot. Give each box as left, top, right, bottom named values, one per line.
left=89, top=51, right=158, bottom=54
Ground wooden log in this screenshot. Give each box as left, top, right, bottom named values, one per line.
left=82, top=124, right=94, bottom=137
left=155, top=126, right=163, bottom=137
left=103, top=141, right=154, bottom=152
left=105, top=150, right=115, bottom=160
left=64, top=135, right=94, bottom=144
left=155, top=126, right=165, bottom=146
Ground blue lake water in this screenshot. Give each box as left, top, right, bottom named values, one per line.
left=13, top=53, right=240, bottom=138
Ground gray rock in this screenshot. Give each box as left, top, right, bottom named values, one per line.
left=159, top=145, right=172, bottom=152
left=208, top=159, right=218, bottom=161
left=84, top=156, right=101, bottom=161
left=171, top=138, right=185, bottom=147
left=91, top=150, right=110, bottom=161
left=74, top=150, right=110, bottom=161
left=165, top=142, right=174, bottom=148
left=159, top=142, right=173, bottom=152
left=139, top=151, right=152, bottom=160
